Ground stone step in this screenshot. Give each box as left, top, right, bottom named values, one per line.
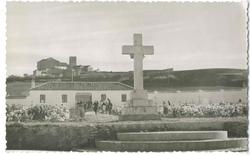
left=96, top=138, right=247, bottom=152
left=117, top=131, right=228, bottom=141
left=196, top=147, right=248, bottom=152
left=73, top=147, right=248, bottom=152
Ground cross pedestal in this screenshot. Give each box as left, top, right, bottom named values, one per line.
left=119, top=34, right=161, bottom=121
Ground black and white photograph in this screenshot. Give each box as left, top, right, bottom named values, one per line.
left=2, top=0, right=248, bottom=152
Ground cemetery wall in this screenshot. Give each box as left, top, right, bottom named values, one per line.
left=148, top=88, right=247, bottom=105
left=6, top=98, right=32, bottom=107
left=6, top=120, right=247, bottom=151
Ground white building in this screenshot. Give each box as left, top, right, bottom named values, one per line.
left=25, top=81, right=133, bottom=109
left=83, top=65, right=93, bottom=72
left=33, top=69, right=49, bottom=76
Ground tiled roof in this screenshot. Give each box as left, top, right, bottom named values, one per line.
left=29, top=82, right=133, bottom=91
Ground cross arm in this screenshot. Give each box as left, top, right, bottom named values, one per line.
left=122, top=46, right=154, bottom=55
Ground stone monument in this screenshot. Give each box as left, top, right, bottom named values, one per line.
left=119, top=34, right=161, bottom=121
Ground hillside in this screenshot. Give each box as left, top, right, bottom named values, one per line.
left=6, top=68, right=247, bottom=96
left=76, top=68, right=247, bottom=88
left=6, top=82, right=45, bottom=97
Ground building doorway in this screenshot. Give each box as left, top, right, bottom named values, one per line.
left=75, top=92, right=93, bottom=111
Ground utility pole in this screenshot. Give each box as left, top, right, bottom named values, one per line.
left=71, top=69, right=74, bottom=82
left=167, top=68, right=169, bottom=85
left=167, top=67, right=170, bottom=85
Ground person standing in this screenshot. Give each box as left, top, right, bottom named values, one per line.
left=108, top=99, right=113, bottom=115
left=93, top=100, right=99, bottom=115
left=83, top=101, right=87, bottom=111
left=77, top=101, right=85, bottom=121
left=105, top=100, right=109, bottom=114
left=163, top=101, right=169, bottom=115
left=238, top=99, right=242, bottom=103
left=102, top=101, right=106, bottom=114
left=90, top=101, right=93, bottom=110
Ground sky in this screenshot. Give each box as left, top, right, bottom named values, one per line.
left=5, top=1, right=248, bottom=76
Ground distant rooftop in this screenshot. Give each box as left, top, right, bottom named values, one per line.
left=39, top=57, right=59, bottom=62
left=29, top=82, right=133, bottom=91
left=57, top=62, right=68, bottom=66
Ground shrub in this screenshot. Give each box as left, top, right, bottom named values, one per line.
left=69, top=108, right=78, bottom=118
left=6, top=104, right=70, bottom=122
left=164, top=102, right=248, bottom=118
left=27, top=104, right=51, bottom=121
left=43, top=105, right=70, bottom=122
left=6, top=104, right=33, bottom=122
left=172, top=107, right=181, bottom=117
left=242, top=105, right=248, bottom=115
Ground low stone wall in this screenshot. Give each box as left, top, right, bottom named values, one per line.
left=6, top=120, right=248, bottom=151
left=6, top=123, right=95, bottom=151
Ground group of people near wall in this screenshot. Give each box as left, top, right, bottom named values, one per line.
left=76, top=100, right=93, bottom=111
left=93, top=98, right=113, bottom=115
left=76, top=98, right=113, bottom=116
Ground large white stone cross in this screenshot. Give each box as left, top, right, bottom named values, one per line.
left=122, top=34, right=154, bottom=90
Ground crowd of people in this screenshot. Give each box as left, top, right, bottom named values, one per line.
left=76, top=98, right=113, bottom=115
left=93, top=98, right=113, bottom=115
left=76, top=100, right=93, bottom=111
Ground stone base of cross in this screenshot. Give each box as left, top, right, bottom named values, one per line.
left=119, top=34, right=161, bottom=121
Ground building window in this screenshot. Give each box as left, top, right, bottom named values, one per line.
left=121, top=94, right=127, bottom=102
left=101, top=94, right=106, bottom=101
left=62, top=94, right=67, bottom=103
left=40, top=94, right=46, bottom=103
